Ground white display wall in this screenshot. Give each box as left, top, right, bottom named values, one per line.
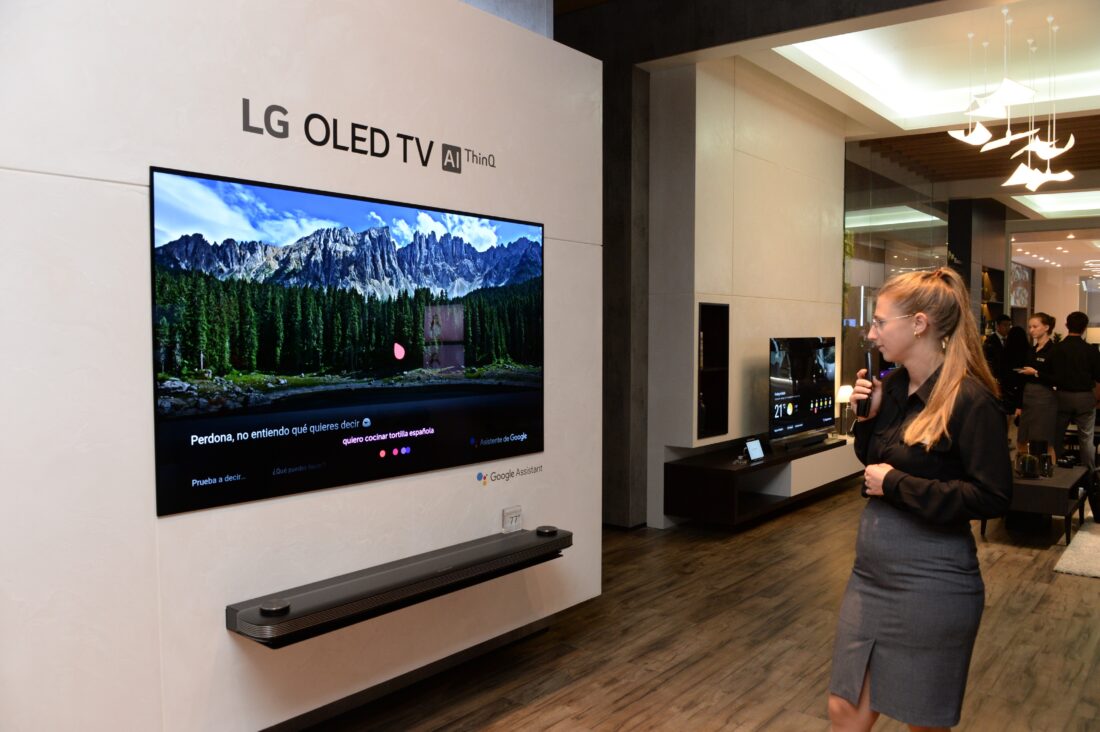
left=647, top=58, right=846, bottom=527
left=0, top=1, right=602, bottom=729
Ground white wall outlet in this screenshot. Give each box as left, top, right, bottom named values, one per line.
left=502, top=505, right=522, bottom=533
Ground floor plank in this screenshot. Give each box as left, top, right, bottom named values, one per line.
left=310, top=479, right=1100, bottom=731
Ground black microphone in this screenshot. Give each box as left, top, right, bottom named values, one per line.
left=855, top=351, right=875, bottom=418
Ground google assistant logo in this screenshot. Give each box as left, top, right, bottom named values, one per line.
left=476, top=471, right=488, bottom=486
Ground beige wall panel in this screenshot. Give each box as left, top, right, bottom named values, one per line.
left=1034, top=268, right=1083, bottom=331
left=818, top=186, right=846, bottom=304
left=694, top=59, right=736, bottom=296
left=732, top=59, right=846, bottom=185
left=732, top=151, right=826, bottom=300
left=0, top=171, right=164, bottom=731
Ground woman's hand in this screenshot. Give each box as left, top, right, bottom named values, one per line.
left=863, top=463, right=892, bottom=496
left=1019, top=366, right=1038, bottom=377
left=851, top=369, right=882, bottom=420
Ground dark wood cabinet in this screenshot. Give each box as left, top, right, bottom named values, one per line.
left=665, top=438, right=859, bottom=526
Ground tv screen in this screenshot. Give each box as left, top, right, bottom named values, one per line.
left=150, top=168, right=544, bottom=515
left=768, top=337, right=836, bottom=440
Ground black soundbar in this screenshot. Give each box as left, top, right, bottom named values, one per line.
left=226, top=527, right=572, bottom=648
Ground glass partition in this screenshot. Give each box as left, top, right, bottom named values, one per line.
left=842, top=144, right=948, bottom=385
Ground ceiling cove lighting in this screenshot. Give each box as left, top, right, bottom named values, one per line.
left=1012, top=191, right=1100, bottom=218
left=844, top=206, right=944, bottom=231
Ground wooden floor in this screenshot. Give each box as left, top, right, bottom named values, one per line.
left=313, top=479, right=1100, bottom=731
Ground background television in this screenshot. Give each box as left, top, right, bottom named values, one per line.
left=150, top=168, right=544, bottom=515
left=768, top=337, right=836, bottom=441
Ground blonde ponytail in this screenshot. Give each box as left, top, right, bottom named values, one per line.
left=878, top=268, right=998, bottom=449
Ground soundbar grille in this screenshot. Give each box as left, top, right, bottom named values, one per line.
left=235, top=537, right=569, bottom=640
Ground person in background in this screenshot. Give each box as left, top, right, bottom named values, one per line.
left=828, top=267, right=1011, bottom=732
left=983, top=314, right=1013, bottom=416
left=1051, top=311, right=1100, bottom=519
left=1003, top=325, right=1030, bottom=413
left=1017, top=312, right=1058, bottom=460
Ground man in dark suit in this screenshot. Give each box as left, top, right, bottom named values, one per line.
left=983, top=314, right=1012, bottom=412
left=1051, top=311, right=1100, bottom=518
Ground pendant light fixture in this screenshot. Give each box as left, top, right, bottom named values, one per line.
left=980, top=9, right=1038, bottom=152
left=948, top=33, right=993, bottom=146
left=1003, top=16, right=1075, bottom=191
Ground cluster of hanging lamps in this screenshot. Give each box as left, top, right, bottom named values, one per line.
left=946, top=9, right=1075, bottom=192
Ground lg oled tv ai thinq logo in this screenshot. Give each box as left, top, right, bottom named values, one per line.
left=241, top=98, right=497, bottom=175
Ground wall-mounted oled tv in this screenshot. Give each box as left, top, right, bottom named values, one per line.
left=150, top=167, right=543, bottom=515
left=768, top=337, right=835, bottom=441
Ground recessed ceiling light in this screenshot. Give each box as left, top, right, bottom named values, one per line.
left=1068, top=233, right=1077, bottom=239
left=1057, top=246, right=1064, bottom=250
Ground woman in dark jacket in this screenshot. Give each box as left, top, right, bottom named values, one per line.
left=827, top=268, right=1011, bottom=732
left=1016, top=312, right=1058, bottom=459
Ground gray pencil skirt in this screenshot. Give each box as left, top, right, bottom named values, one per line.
left=1018, top=382, right=1058, bottom=447
left=829, top=499, right=984, bottom=728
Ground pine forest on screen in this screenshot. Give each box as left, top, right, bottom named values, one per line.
left=151, top=170, right=543, bottom=418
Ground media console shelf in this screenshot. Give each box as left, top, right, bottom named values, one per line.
left=226, top=528, right=572, bottom=648
left=665, top=437, right=860, bottom=526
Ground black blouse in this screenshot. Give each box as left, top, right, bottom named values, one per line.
left=1024, top=340, right=1057, bottom=389
left=853, top=367, right=1012, bottom=526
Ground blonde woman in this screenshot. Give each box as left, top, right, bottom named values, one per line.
left=828, top=268, right=1011, bottom=732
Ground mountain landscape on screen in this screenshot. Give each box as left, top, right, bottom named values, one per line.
left=154, top=228, right=542, bottom=301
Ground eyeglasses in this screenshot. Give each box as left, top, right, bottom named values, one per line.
left=867, top=313, right=915, bottom=332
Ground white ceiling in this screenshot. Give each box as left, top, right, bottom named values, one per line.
left=750, top=0, right=1100, bottom=283
left=772, top=0, right=1100, bottom=133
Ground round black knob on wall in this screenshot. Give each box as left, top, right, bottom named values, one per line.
left=259, top=598, right=291, bottom=617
